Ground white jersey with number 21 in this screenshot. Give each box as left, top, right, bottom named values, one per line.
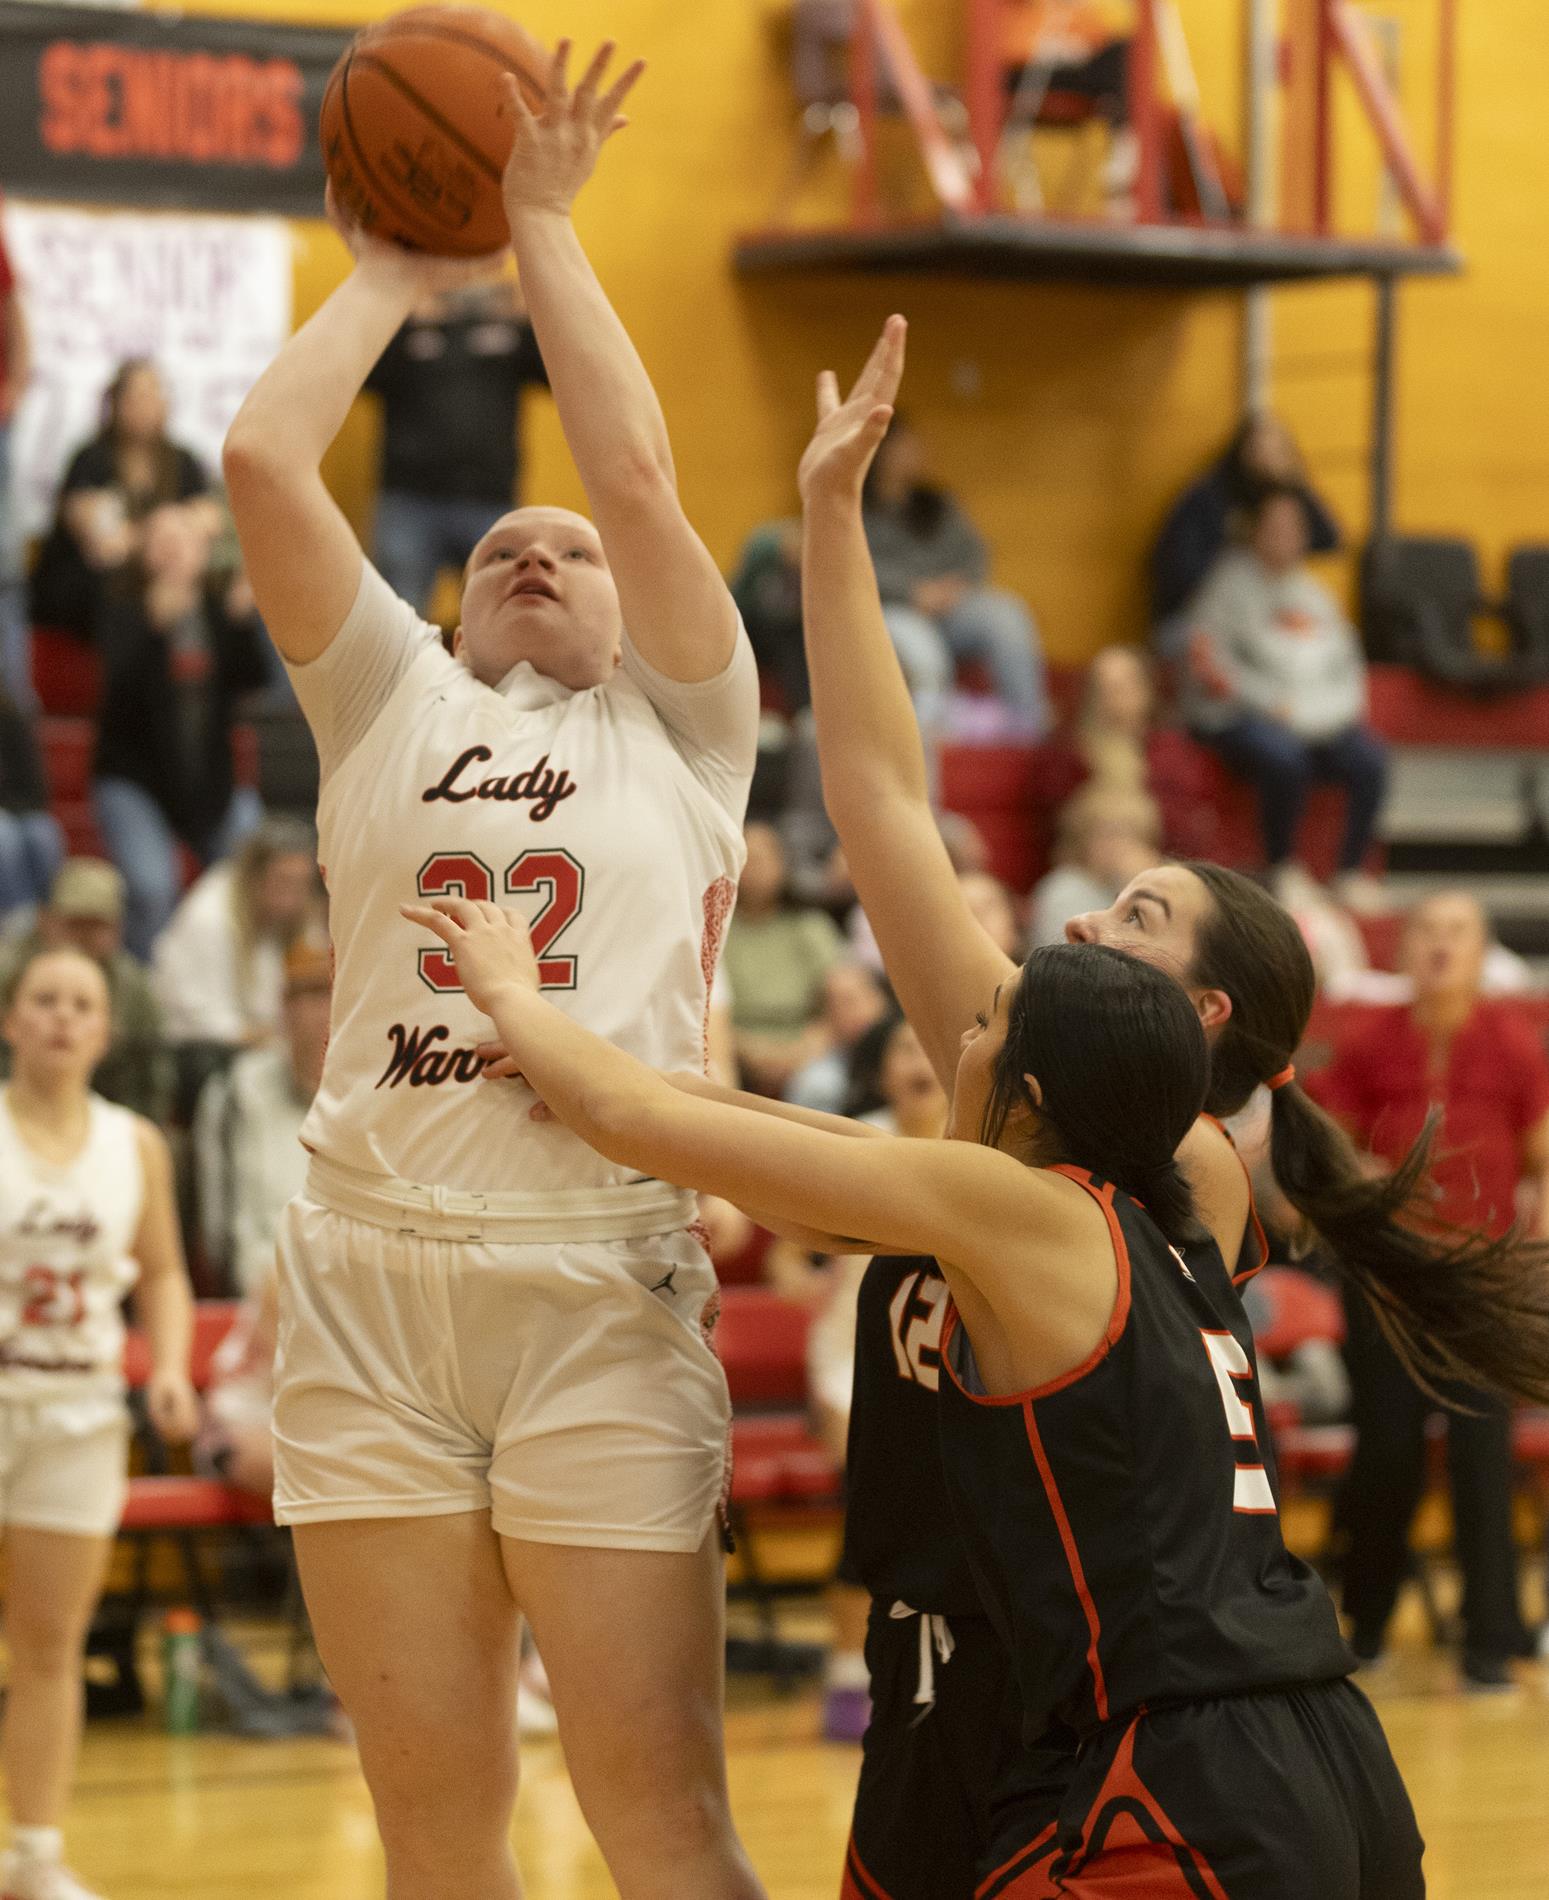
left=287, top=561, right=757, bottom=1196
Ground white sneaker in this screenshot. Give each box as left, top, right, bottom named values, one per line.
left=1, top=1854, right=107, bottom=1900
left=516, top=1655, right=559, bottom=1739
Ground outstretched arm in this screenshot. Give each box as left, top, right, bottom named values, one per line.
left=502, top=45, right=738, bottom=682
left=406, top=897, right=1045, bottom=1268
left=223, top=220, right=505, bottom=664
left=799, top=320, right=1015, bottom=1091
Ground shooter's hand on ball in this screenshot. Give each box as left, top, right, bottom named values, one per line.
left=401, top=897, right=543, bottom=1015
left=325, top=183, right=510, bottom=299
left=500, top=39, right=645, bottom=220
left=798, top=316, right=908, bottom=505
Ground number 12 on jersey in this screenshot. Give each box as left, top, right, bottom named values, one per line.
left=416, top=851, right=586, bottom=993
left=1200, top=1329, right=1277, bottom=1515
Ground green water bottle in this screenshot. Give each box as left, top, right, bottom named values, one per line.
left=162, top=1608, right=202, bottom=1734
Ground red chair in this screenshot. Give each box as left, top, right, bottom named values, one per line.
left=715, top=1288, right=841, bottom=1675
left=120, top=1301, right=274, bottom=1622
left=1250, top=1268, right=1355, bottom=1498
left=31, top=627, right=101, bottom=717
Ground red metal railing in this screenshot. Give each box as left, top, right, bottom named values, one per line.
left=832, top=0, right=1454, bottom=248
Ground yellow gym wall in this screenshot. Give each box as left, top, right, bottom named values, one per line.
left=165, top=0, right=1546, bottom=664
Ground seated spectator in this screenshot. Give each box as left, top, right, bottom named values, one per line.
left=847, top=1011, right=950, bottom=1134
left=959, top=868, right=1021, bottom=957
left=193, top=935, right=329, bottom=1296
left=1315, top=890, right=1549, bottom=1688
left=1151, top=411, right=1340, bottom=643
left=152, top=816, right=321, bottom=1056
left=724, top=820, right=846, bottom=1092
left=199, top=1270, right=281, bottom=1499
left=863, top=415, right=1049, bottom=737
left=1027, top=782, right=1161, bottom=947
left=92, top=504, right=273, bottom=955
left=1040, top=645, right=1218, bottom=858
left=785, top=959, right=890, bottom=1114
left=730, top=517, right=807, bottom=712
left=31, top=359, right=219, bottom=643
left=1239, top=1273, right=1350, bottom=1428
left=1180, top=482, right=1388, bottom=912
left=0, top=857, right=171, bottom=1121
left=0, top=684, right=64, bottom=916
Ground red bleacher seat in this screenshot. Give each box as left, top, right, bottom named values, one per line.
left=31, top=627, right=101, bottom=717
left=1249, top=1267, right=1346, bottom=1363
left=119, top=1475, right=272, bottom=1533
left=123, top=1300, right=242, bottom=1393
left=715, top=1287, right=840, bottom=1508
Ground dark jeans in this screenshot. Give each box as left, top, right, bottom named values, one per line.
left=1202, top=714, right=1388, bottom=872
left=374, top=489, right=504, bottom=616
left=1340, top=1287, right=1530, bottom=1663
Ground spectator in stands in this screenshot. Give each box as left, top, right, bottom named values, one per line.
left=1040, top=644, right=1218, bottom=858
left=785, top=959, right=889, bottom=1114
left=31, top=360, right=218, bottom=644
left=1316, top=890, right=1549, bottom=1690
left=846, top=1010, right=950, bottom=1133
left=731, top=517, right=807, bottom=713
left=152, top=816, right=321, bottom=1059
left=862, top=415, right=1049, bottom=737
left=0, top=687, right=63, bottom=917
left=1180, top=482, right=1388, bottom=912
left=1239, top=1273, right=1350, bottom=1427
left=0, top=205, right=33, bottom=709
left=1027, top=781, right=1161, bottom=946
left=193, top=936, right=329, bottom=1297
left=1151, top=411, right=1340, bottom=641
left=92, top=503, right=272, bottom=956
left=724, top=820, right=847, bottom=1091
left=367, top=281, right=548, bottom=617
left=0, top=859, right=171, bottom=1123
left=958, top=867, right=1021, bottom=958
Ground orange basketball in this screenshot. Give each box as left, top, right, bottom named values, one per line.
left=321, top=6, right=549, bottom=256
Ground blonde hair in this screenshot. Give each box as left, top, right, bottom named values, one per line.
left=1055, top=783, right=1162, bottom=864
left=226, top=817, right=318, bottom=1001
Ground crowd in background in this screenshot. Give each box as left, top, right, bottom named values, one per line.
left=1, top=208, right=1547, bottom=1738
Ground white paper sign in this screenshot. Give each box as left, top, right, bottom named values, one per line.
left=3, top=201, right=292, bottom=539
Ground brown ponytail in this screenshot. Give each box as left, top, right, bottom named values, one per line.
left=1183, top=861, right=1549, bottom=1406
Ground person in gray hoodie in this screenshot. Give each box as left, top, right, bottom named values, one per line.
left=1181, top=480, right=1388, bottom=908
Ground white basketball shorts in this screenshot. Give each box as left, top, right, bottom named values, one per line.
left=0, top=1395, right=130, bottom=1538
left=272, top=1193, right=730, bottom=1553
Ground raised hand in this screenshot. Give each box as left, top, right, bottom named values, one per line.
left=500, top=39, right=646, bottom=220
left=399, top=897, right=543, bottom=1016
left=325, top=182, right=511, bottom=297
left=797, top=315, right=908, bottom=504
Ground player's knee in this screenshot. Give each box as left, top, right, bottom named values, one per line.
left=362, top=1715, right=519, bottom=1848
left=5, top=1603, right=92, bottom=1677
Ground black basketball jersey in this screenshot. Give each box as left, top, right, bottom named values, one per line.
left=938, top=1165, right=1350, bottom=1745
left=841, top=1255, right=987, bottom=1615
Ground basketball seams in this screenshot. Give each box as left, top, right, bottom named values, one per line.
left=335, top=56, right=467, bottom=251
left=350, top=48, right=510, bottom=188
left=360, top=18, right=547, bottom=103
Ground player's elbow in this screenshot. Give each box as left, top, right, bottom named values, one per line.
left=597, top=443, right=677, bottom=511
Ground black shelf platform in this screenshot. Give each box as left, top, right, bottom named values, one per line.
left=733, top=217, right=1462, bottom=291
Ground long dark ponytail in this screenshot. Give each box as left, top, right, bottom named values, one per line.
left=981, top=943, right=1209, bottom=1249
left=1184, top=861, right=1549, bottom=1404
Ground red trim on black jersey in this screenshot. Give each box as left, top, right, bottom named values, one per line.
left=1023, top=1400, right=1111, bottom=1724
left=1200, top=1114, right=1270, bottom=1287
left=937, top=1170, right=1132, bottom=1410
left=842, top=1835, right=898, bottom=1900
left=1060, top=1717, right=1232, bottom=1898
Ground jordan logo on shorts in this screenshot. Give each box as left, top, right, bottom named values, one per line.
left=649, top=1268, right=679, bottom=1298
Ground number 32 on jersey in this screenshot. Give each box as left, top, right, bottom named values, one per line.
left=416, top=850, right=585, bottom=993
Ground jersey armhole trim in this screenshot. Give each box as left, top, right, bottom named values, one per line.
left=1201, top=1114, right=1270, bottom=1287
left=939, top=1173, right=1132, bottom=1409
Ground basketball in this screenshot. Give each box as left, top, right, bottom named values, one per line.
left=321, top=5, right=549, bottom=256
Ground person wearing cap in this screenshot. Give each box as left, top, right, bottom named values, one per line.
left=0, top=860, right=171, bottom=1124
left=192, top=934, right=330, bottom=1297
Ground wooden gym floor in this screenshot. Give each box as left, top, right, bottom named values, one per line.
left=55, top=1631, right=1549, bottom=1900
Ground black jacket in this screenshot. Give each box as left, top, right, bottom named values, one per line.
left=0, top=691, right=50, bottom=815
left=92, top=583, right=270, bottom=845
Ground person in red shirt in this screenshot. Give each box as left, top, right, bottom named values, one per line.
left=1318, top=891, right=1549, bottom=1687
left=0, top=199, right=34, bottom=710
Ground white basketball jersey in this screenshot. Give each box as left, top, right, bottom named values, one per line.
left=0, top=1092, right=144, bottom=1396
left=305, top=626, right=749, bottom=1195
